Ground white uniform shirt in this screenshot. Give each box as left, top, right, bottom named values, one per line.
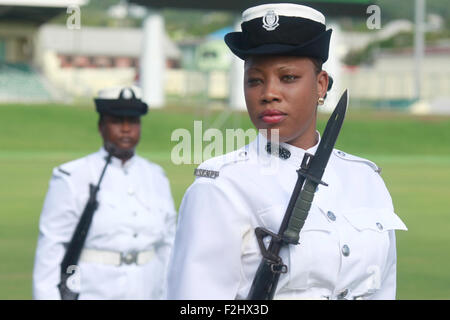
left=33, top=147, right=176, bottom=300
left=167, top=133, right=407, bottom=300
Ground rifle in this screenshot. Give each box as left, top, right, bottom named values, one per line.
left=58, top=153, right=113, bottom=300
left=247, top=90, right=348, bottom=300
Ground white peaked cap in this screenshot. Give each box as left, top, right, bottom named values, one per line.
left=242, top=3, right=326, bottom=25
left=96, top=85, right=143, bottom=100
left=225, top=2, right=332, bottom=61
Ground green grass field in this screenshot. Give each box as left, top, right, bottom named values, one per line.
left=1, top=102, right=449, bottom=299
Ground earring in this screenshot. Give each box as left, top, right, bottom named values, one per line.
left=318, top=97, right=325, bottom=105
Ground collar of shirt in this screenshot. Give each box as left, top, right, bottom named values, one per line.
left=252, top=131, right=321, bottom=166
left=98, top=146, right=137, bottom=172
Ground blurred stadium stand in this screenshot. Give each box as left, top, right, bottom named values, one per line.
left=0, top=62, right=53, bottom=102
left=0, top=0, right=87, bottom=103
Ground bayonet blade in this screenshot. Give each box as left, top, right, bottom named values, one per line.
left=309, top=89, right=348, bottom=175
left=282, top=90, right=348, bottom=244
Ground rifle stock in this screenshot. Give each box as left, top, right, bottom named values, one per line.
left=247, top=259, right=281, bottom=300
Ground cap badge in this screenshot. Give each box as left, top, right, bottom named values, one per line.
left=262, top=10, right=279, bottom=31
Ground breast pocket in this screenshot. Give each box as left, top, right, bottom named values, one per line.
left=88, top=193, right=119, bottom=238
left=139, top=201, right=169, bottom=241
left=341, top=207, right=407, bottom=298
left=343, top=208, right=406, bottom=232
left=344, top=207, right=406, bottom=255
left=288, top=205, right=334, bottom=290
left=257, top=204, right=333, bottom=291
left=256, top=204, right=285, bottom=234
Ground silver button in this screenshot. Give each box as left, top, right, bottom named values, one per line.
left=132, top=211, right=137, bottom=217
left=133, top=233, right=138, bottom=238
left=337, top=151, right=346, bottom=157
left=327, top=211, right=336, bottom=221
left=376, top=222, right=383, bottom=231
left=342, top=245, right=350, bottom=257
left=337, top=289, right=349, bottom=299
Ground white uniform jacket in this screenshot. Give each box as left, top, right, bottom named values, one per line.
left=167, top=133, right=407, bottom=300
left=33, top=148, right=176, bottom=300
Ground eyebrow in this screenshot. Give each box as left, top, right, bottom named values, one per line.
left=244, top=65, right=262, bottom=73
left=245, top=65, right=300, bottom=74
left=278, top=66, right=296, bottom=71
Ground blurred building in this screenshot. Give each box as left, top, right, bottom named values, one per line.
left=339, top=19, right=450, bottom=113
left=343, top=45, right=450, bottom=103
left=339, top=20, right=414, bottom=53
left=36, top=25, right=181, bottom=98
left=168, top=27, right=232, bottom=101
left=170, top=21, right=450, bottom=113
left=1, top=1, right=448, bottom=114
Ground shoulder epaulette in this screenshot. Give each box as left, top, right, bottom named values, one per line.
left=54, top=156, right=88, bottom=177
left=334, top=149, right=381, bottom=174
left=57, top=167, right=71, bottom=176
left=194, top=148, right=250, bottom=179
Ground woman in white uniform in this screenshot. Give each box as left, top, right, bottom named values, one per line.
left=167, top=3, right=407, bottom=300
left=33, top=86, right=176, bottom=299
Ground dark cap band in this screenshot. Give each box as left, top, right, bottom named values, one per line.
left=95, top=99, right=148, bottom=117
left=242, top=16, right=326, bottom=49
left=95, top=87, right=148, bottom=117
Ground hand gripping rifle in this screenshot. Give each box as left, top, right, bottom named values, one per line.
left=58, top=153, right=113, bottom=300
left=247, top=90, right=348, bottom=300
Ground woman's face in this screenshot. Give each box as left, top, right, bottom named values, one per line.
left=244, top=55, right=328, bottom=149
left=99, top=114, right=141, bottom=160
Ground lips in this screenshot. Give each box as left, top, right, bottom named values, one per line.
left=260, top=109, right=287, bottom=124
left=119, top=137, right=134, bottom=144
